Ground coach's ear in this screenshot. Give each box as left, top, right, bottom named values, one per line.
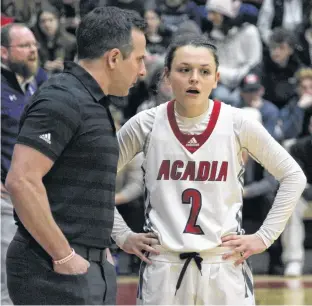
left=107, top=48, right=122, bottom=69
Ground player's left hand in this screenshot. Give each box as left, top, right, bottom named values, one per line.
left=221, top=234, right=267, bottom=266
left=122, top=232, right=160, bottom=264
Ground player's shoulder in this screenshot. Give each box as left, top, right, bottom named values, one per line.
left=135, top=101, right=169, bottom=120
left=214, top=99, right=241, bottom=117
left=216, top=101, right=254, bottom=130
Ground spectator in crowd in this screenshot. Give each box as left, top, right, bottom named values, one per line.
left=237, top=1, right=260, bottom=26
left=32, top=3, right=76, bottom=75
left=295, top=8, right=312, bottom=67
left=257, top=0, right=311, bottom=46
left=106, top=0, right=146, bottom=17
left=144, top=9, right=172, bottom=56
left=1, top=0, right=34, bottom=25
left=239, top=71, right=279, bottom=138
left=123, top=76, right=150, bottom=120
left=137, top=63, right=173, bottom=113
left=261, top=28, right=303, bottom=110
left=205, top=0, right=262, bottom=107
left=297, top=68, right=312, bottom=136
left=1, top=23, right=47, bottom=305
left=79, top=0, right=107, bottom=18
left=1, top=0, right=15, bottom=26
left=155, top=0, right=202, bottom=33
left=61, top=0, right=81, bottom=36
left=187, top=0, right=208, bottom=28
left=282, top=122, right=312, bottom=276
left=277, top=67, right=312, bottom=141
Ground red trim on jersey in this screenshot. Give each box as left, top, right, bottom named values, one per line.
left=167, top=99, right=221, bottom=154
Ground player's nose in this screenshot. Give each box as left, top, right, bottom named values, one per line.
left=189, top=71, right=199, bottom=84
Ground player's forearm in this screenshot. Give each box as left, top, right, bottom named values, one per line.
left=111, top=207, right=132, bottom=247
left=118, top=179, right=143, bottom=203
left=239, top=112, right=307, bottom=247
left=256, top=167, right=306, bottom=248
left=117, top=119, right=142, bottom=172
left=6, top=176, right=72, bottom=260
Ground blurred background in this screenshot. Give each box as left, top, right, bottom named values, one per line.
left=1, top=0, right=312, bottom=305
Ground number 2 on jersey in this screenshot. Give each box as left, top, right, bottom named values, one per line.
left=182, top=188, right=204, bottom=235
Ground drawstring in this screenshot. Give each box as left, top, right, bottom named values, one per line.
left=175, top=252, right=203, bottom=295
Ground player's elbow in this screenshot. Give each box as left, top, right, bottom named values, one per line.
left=5, top=168, right=32, bottom=196
left=301, top=171, right=307, bottom=188
left=296, top=169, right=307, bottom=192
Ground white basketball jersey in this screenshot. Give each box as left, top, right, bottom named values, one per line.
left=142, top=100, right=244, bottom=252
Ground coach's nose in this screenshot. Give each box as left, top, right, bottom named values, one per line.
left=139, top=60, right=147, bottom=78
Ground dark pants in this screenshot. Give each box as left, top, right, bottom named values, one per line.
left=6, top=229, right=116, bottom=305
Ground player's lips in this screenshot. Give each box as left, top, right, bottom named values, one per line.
left=186, top=87, right=200, bottom=94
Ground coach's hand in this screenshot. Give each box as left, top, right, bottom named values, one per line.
left=221, top=234, right=267, bottom=266
left=122, top=232, right=160, bottom=264
left=53, top=253, right=90, bottom=275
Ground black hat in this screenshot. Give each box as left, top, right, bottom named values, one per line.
left=240, top=73, right=262, bottom=92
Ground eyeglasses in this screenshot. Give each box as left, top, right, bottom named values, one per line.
left=8, top=42, right=40, bottom=49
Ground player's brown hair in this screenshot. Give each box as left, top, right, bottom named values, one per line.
left=164, top=34, right=219, bottom=73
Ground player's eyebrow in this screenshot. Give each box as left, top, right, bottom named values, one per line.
left=179, top=62, right=212, bottom=67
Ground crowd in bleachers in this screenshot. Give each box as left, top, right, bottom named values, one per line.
left=1, top=0, right=312, bottom=278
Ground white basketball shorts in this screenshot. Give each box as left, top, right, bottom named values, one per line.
left=137, top=246, right=255, bottom=305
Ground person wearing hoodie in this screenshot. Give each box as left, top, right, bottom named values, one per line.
left=205, top=0, right=262, bottom=107
left=257, top=0, right=311, bottom=47
left=261, top=27, right=303, bottom=110
left=31, top=4, right=76, bottom=75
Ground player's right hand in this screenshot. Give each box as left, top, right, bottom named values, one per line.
left=53, top=253, right=90, bottom=275
left=121, top=232, right=160, bottom=264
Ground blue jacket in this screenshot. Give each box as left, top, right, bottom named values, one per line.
left=278, top=96, right=305, bottom=141
left=259, top=99, right=280, bottom=138
left=1, top=67, right=47, bottom=183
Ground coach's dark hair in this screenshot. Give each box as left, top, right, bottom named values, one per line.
left=164, top=34, right=219, bottom=73
left=76, top=6, right=146, bottom=60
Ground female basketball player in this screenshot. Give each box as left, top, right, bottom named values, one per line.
left=116, top=34, right=306, bottom=305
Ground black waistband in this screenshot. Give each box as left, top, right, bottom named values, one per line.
left=16, top=227, right=107, bottom=264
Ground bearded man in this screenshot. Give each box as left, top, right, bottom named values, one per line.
left=1, top=23, right=47, bottom=305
